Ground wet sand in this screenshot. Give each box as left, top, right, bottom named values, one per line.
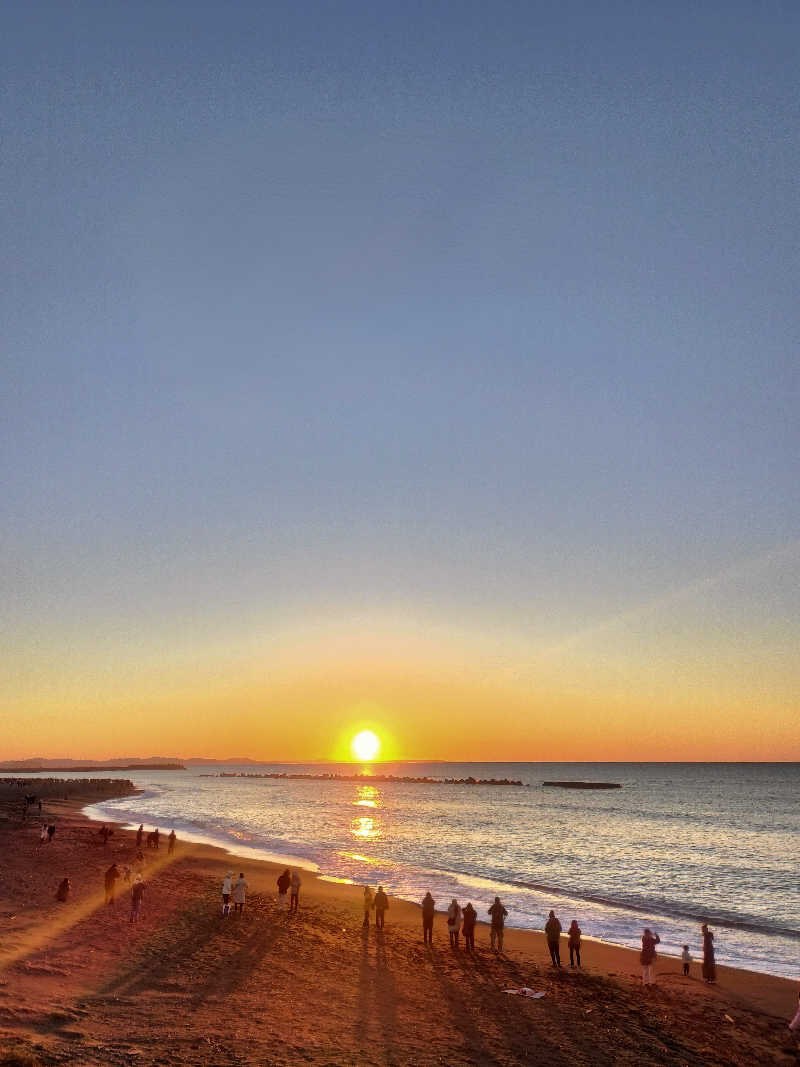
left=0, top=786, right=797, bottom=1065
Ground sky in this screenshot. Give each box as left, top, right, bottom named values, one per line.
left=2, top=1, right=798, bottom=761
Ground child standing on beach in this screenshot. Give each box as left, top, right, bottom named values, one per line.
left=681, top=945, right=692, bottom=976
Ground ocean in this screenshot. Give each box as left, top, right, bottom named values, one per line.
left=76, top=761, right=798, bottom=979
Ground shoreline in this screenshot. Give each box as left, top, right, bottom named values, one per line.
left=1, top=787, right=798, bottom=1065
left=84, top=792, right=800, bottom=983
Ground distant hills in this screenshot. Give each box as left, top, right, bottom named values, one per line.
left=0, top=756, right=261, bottom=770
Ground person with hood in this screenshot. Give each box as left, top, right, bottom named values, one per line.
left=104, top=863, right=120, bottom=906
left=545, top=911, right=562, bottom=967
left=701, top=924, right=716, bottom=984
left=290, top=870, right=301, bottom=913
left=640, top=928, right=661, bottom=985
left=421, top=891, right=435, bottom=945
left=462, top=902, right=477, bottom=952
left=221, top=871, right=233, bottom=916
left=277, top=868, right=291, bottom=908
left=130, top=875, right=145, bottom=924
left=232, top=872, right=248, bottom=915
left=447, top=899, right=462, bottom=949
left=56, top=877, right=71, bottom=902
left=568, top=920, right=582, bottom=968
left=488, top=897, right=508, bottom=952
left=362, top=886, right=374, bottom=927
left=374, top=886, right=389, bottom=930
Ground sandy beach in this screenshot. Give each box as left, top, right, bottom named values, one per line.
left=0, top=782, right=797, bottom=1066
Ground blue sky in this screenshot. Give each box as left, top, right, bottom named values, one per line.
left=2, top=2, right=798, bottom=756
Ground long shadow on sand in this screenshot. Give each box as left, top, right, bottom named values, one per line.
left=355, top=926, right=399, bottom=1064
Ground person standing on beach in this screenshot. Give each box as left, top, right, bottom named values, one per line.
left=681, top=945, right=693, bottom=976
left=363, top=886, right=374, bottom=927
left=168, top=830, right=176, bottom=855
left=136, top=824, right=144, bottom=848
left=447, top=899, right=462, bottom=949
left=104, top=863, right=120, bottom=906
left=545, top=911, right=562, bottom=967
left=39, top=823, right=47, bottom=845
left=462, top=902, right=477, bottom=952
left=232, top=872, right=248, bottom=915
left=221, top=872, right=233, bottom=916
left=488, top=897, right=508, bottom=952
left=701, top=924, right=716, bottom=983
left=153, top=828, right=160, bottom=850
left=290, top=870, right=301, bottom=913
left=568, top=920, right=582, bottom=968
left=56, top=877, right=71, bottom=902
left=374, top=886, right=389, bottom=930
left=47, top=824, right=56, bottom=843
left=277, top=869, right=291, bottom=909
left=640, top=928, right=660, bottom=985
left=422, top=891, right=435, bottom=944
left=130, top=875, right=145, bottom=923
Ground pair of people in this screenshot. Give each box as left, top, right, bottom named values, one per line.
left=276, top=868, right=302, bottom=911
left=444, top=899, right=478, bottom=950
left=363, top=886, right=389, bottom=928
left=221, top=871, right=248, bottom=915
left=544, top=912, right=582, bottom=968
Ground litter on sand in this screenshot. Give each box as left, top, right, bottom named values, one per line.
left=503, top=988, right=546, bottom=999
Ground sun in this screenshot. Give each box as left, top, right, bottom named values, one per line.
left=351, top=729, right=380, bottom=762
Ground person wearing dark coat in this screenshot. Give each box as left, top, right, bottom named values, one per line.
left=136, top=824, right=144, bottom=848
left=545, top=911, right=562, bottom=967
left=701, top=924, right=717, bottom=983
left=640, top=928, right=661, bottom=985
left=568, top=920, right=582, bottom=967
left=488, top=897, right=508, bottom=952
left=104, top=863, right=120, bottom=906
left=374, top=886, right=389, bottom=930
left=462, top=902, right=477, bottom=952
left=277, top=868, right=291, bottom=908
left=421, top=891, right=435, bottom=945
left=56, top=877, right=71, bottom=902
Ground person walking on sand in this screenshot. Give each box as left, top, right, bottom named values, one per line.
left=701, top=924, right=716, bottom=983
left=422, top=891, right=435, bottom=945
left=136, top=824, right=144, bottom=848
left=362, top=886, right=374, bottom=927
left=681, top=944, right=693, bottom=977
left=130, top=875, right=145, bottom=924
left=640, top=928, right=660, bottom=985
left=374, top=886, right=389, bottom=930
left=488, top=896, right=508, bottom=952
left=232, top=872, right=248, bottom=915
left=277, top=868, right=291, bottom=909
left=221, top=872, right=233, bottom=916
left=545, top=911, right=562, bottom=967
left=462, top=902, right=477, bottom=952
left=447, top=899, right=462, bottom=949
left=104, top=863, right=120, bottom=906
left=568, top=920, right=582, bottom=968
left=290, top=870, right=301, bottom=913
left=168, top=830, right=176, bottom=855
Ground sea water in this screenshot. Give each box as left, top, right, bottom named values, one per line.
left=76, top=762, right=798, bottom=979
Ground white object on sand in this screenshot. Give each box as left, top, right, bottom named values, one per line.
left=503, top=988, right=546, bottom=999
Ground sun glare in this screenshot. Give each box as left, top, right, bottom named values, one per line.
left=351, top=729, right=380, bottom=762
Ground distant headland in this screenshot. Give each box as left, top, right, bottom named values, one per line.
left=210, top=771, right=525, bottom=786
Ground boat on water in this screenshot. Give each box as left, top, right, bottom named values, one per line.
left=542, top=781, right=621, bottom=789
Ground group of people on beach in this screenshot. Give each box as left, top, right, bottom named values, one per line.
left=640, top=923, right=717, bottom=986
left=220, top=867, right=303, bottom=916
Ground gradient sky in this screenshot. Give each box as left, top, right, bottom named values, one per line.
left=2, top=1, right=798, bottom=761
